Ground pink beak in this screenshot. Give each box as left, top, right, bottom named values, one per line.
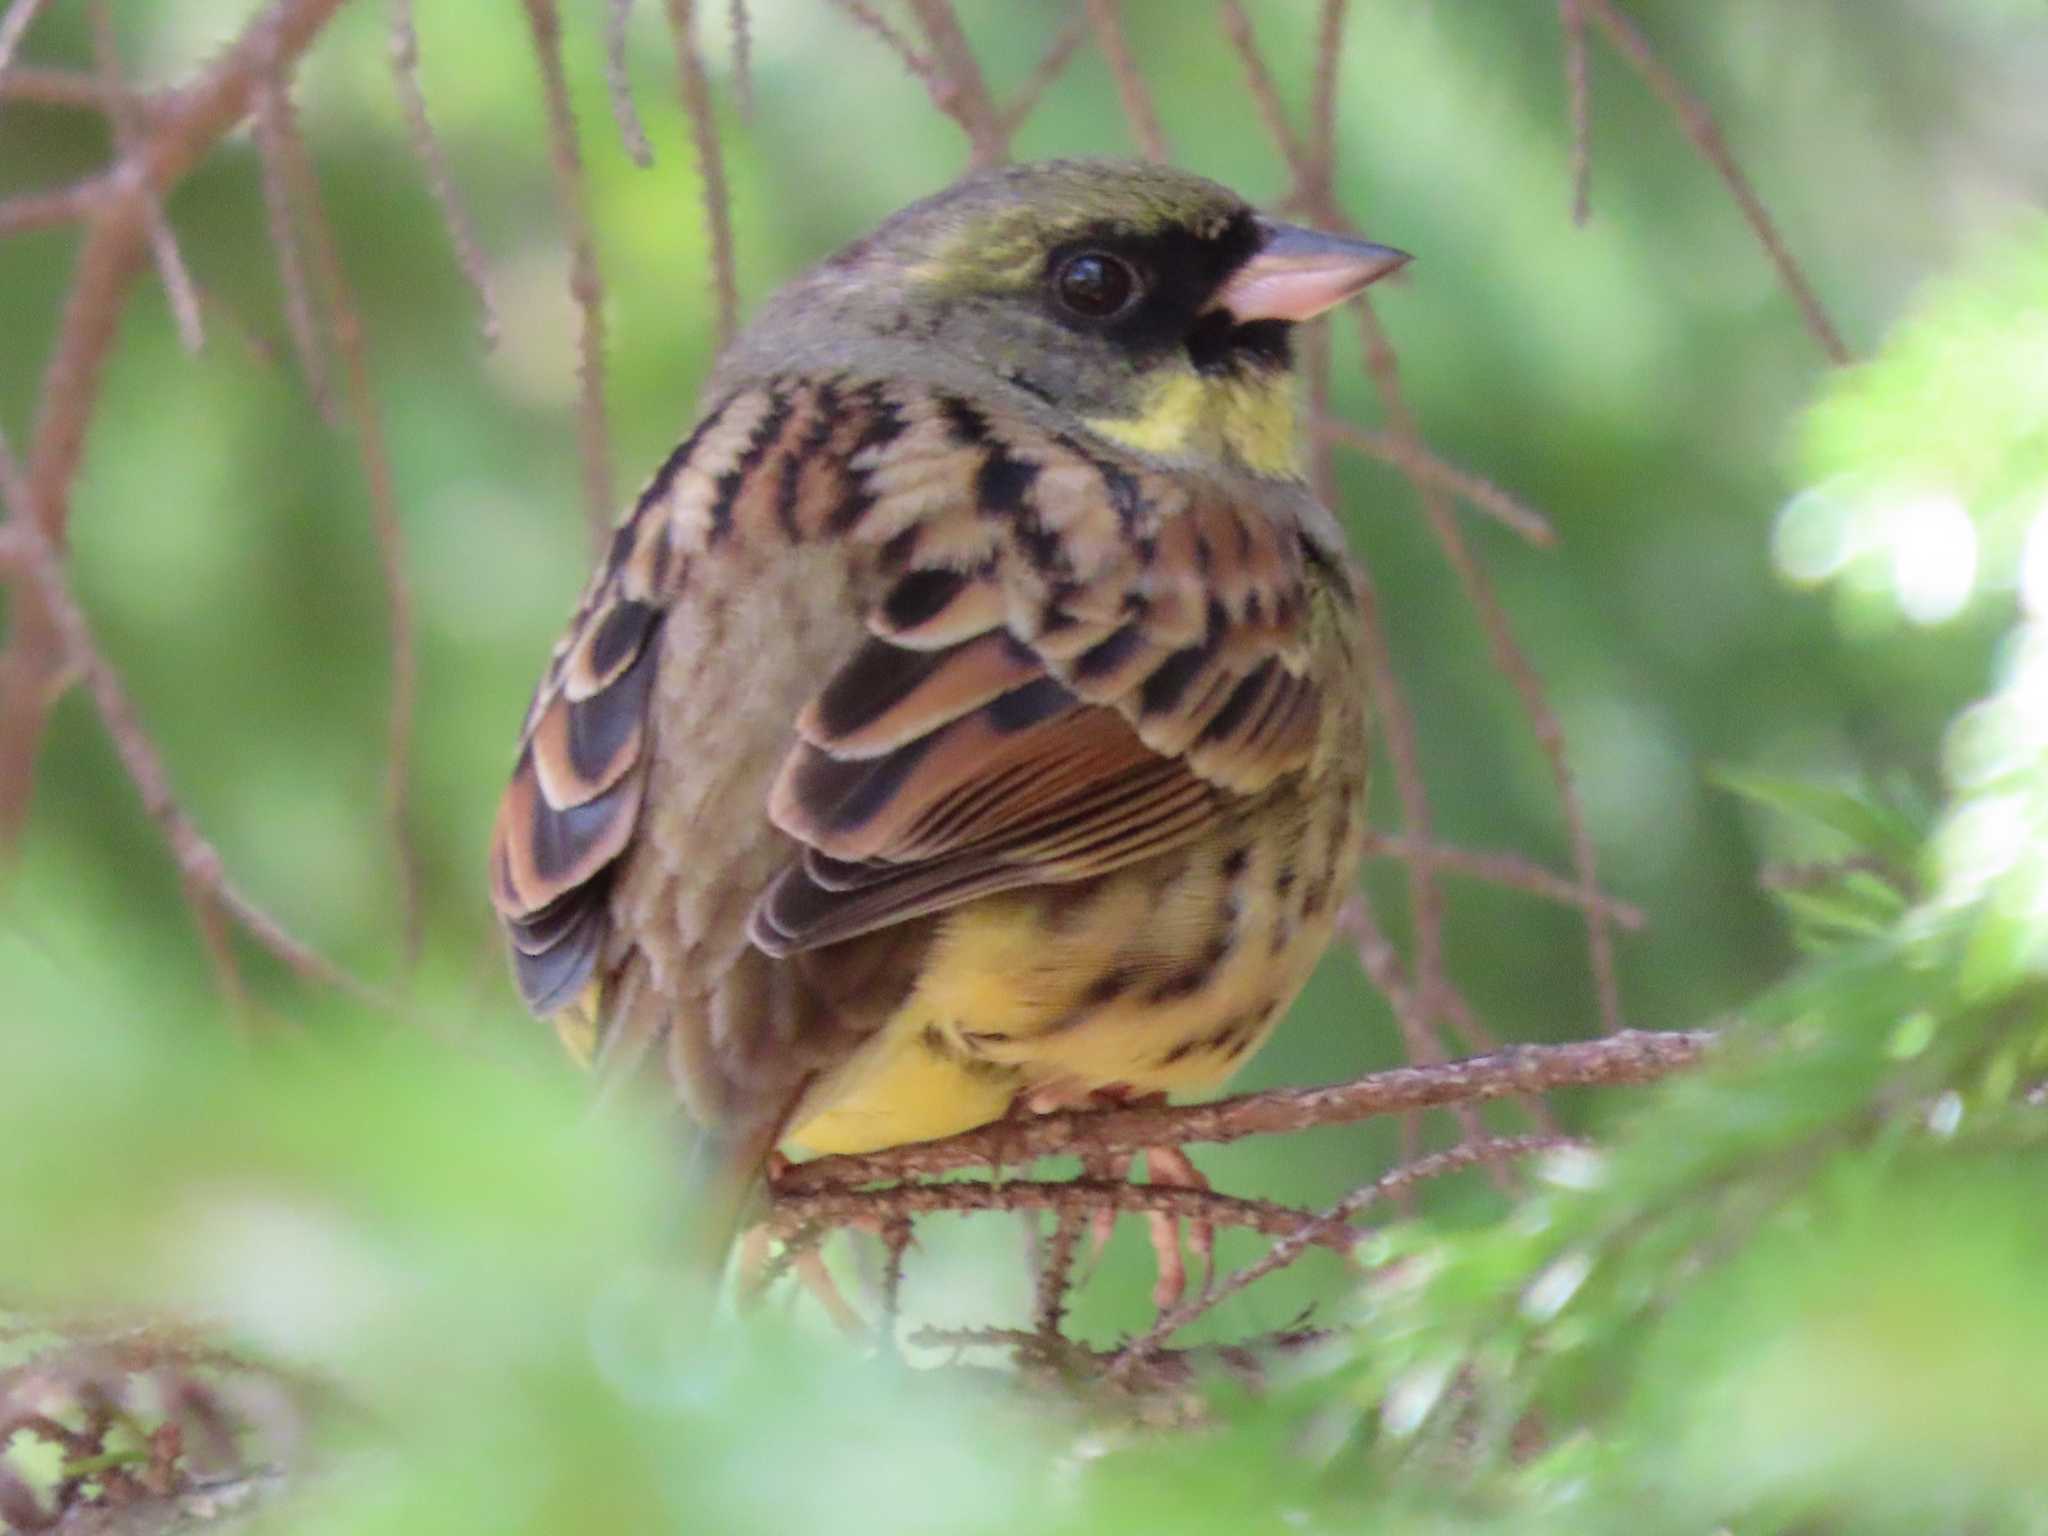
left=1216, top=219, right=1411, bottom=324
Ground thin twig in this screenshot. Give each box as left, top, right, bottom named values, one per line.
left=1117, top=1136, right=1582, bottom=1362
left=996, top=13, right=1087, bottom=139
left=389, top=0, right=499, bottom=347
left=90, top=1, right=204, bottom=355
left=771, top=1179, right=1364, bottom=1254
left=663, top=0, right=739, bottom=352
left=267, top=92, right=425, bottom=977
left=1363, top=832, right=1645, bottom=929
left=603, top=0, right=655, bottom=166
left=903, top=0, right=1006, bottom=166
left=0, top=0, right=355, bottom=854
left=0, top=0, right=54, bottom=87
left=0, top=429, right=386, bottom=1007
left=1339, top=892, right=1518, bottom=1195
left=1560, top=0, right=1592, bottom=224
left=1317, top=418, right=1557, bottom=547
left=1308, top=0, right=1347, bottom=192
left=1083, top=0, right=1166, bottom=162
left=823, top=0, right=933, bottom=82
left=0, top=64, right=141, bottom=113
left=0, top=178, right=107, bottom=238
left=1034, top=1208, right=1084, bottom=1340
left=252, top=80, right=337, bottom=425
left=521, top=0, right=616, bottom=547
left=728, top=0, right=753, bottom=120
left=1216, top=1, right=1304, bottom=168
left=774, top=1031, right=1712, bottom=1193
left=0, top=216, right=147, bottom=854
left=1578, top=0, right=1848, bottom=363
left=1346, top=296, right=1628, bottom=1035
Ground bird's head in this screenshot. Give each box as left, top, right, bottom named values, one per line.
left=727, top=159, right=1408, bottom=480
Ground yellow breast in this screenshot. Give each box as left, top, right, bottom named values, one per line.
left=787, top=783, right=1362, bottom=1156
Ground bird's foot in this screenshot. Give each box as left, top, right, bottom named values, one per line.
left=1021, top=1083, right=1212, bottom=1312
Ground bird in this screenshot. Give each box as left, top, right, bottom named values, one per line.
left=487, top=158, right=1405, bottom=1300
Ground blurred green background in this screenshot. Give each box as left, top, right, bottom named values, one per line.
left=6, top=3, right=2048, bottom=1532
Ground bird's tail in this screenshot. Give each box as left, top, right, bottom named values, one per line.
left=673, top=1112, right=788, bottom=1280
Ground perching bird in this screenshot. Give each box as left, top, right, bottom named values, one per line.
left=488, top=159, right=1403, bottom=1289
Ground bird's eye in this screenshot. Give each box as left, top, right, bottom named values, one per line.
left=1051, top=251, right=1139, bottom=319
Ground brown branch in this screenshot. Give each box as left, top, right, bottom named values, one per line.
left=520, top=0, right=616, bottom=547
left=0, top=430, right=386, bottom=1008
left=0, top=0, right=53, bottom=86
left=1316, top=417, right=1557, bottom=547
left=0, top=177, right=106, bottom=239
left=1033, top=1208, right=1084, bottom=1340
left=267, top=83, right=425, bottom=978
left=1083, top=0, right=1166, bottom=162
left=727, top=0, right=753, bottom=120
left=1338, top=891, right=1521, bottom=1191
left=909, top=1324, right=1339, bottom=1396
left=1216, top=1, right=1304, bottom=168
left=663, top=0, right=739, bottom=352
left=770, top=1178, right=1365, bottom=1255
left=0, top=0, right=355, bottom=856
left=1363, top=831, right=1645, bottom=929
left=90, top=1, right=203, bottom=355
left=389, top=0, right=499, bottom=347
left=996, top=13, right=1087, bottom=139
left=1577, top=0, right=1848, bottom=364
left=603, top=0, right=655, bottom=166
left=1117, top=1136, right=1581, bottom=1361
left=1560, top=0, right=1592, bottom=224
left=0, top=64, right=133, bottom=112
left=252, top=80, right=337, bottom=425
left=1308, top=0, right=1347, bottom=190
left=904, top=0, right=1006, bottom=167
left=1345, top=297, right=1629, bottom=1035
left=823, top=0, right=933, bottom=82
left=774, top=1031, right=1711, bottom=1193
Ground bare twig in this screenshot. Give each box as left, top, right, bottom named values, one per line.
left=1308, top=0, right=1348, bottom=203
left=0, top=0, right=54, bottom=87
left=90, top=1, right=204, bottom=355
left=1560, top=0, right=1592, bottom=224
left=0, top=0, right=355, bottom=854
left=728, top=0, right=753, bottom=119
left=1338, top=892, right=1520, bottom=1193
left=1317, top=418, right=1557, bottom=547
left=520, top=0, right=616, bottom=546
left=663, top=0, right=740, bottom=351
left=904, top=0, right=1006, bottom=166
left=823, top=0, right=933, bottom=82
left=773, top=1031, right=1712, bottom=1193
left=1216, top=1, right=1304, bottom=169
left=771, top=1179, right=1365, bottom=1255
left=267, top=86, right=425, bottom=977
left=0, top=178, right=106, bottom=238
left=1034, top=1208, right=1085, bottom=1339
left=996, top=13, right=1087, bottom=139
left=602, top=0, right=655, bottom=166
left=0, top=63, right=133, bottom=112
left=1083, top=0, right=1166, bottom=161
left=390, top=0, right=500, bottom=346
left=1578, top=0, right=1848, bottom=363
left=1364, top=831, right=1646, bottom=929
left=1117, top=1136, right=1582, bottom=1362
left=0, top=429, right=386, bottom=1007
left=252, top=80, right=337, bottom=425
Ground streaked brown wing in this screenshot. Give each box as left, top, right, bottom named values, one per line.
left=488, top=395, right=748, bottom=1012
left=489, top=374, right=1337, bottom=1006
left=749, top=388, right=1330, bottom=956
